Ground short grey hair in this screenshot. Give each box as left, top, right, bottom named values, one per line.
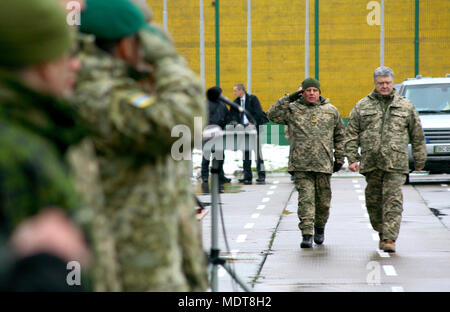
left=373, top=66, right=394, bottom=82
left=235, top=83, right=246, bottom=92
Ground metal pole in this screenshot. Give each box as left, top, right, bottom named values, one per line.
left=215, top=0, right=220, bottom=86
left=380, top=0, right=385, bottom=66
left=200, top=0, right=205, bottom=90
left=210, top=159, right=220, bottom=291
left=314, top=0, right=319, bottom=80
left=305, top=0, right=309, bottom=78
left=163, top=0, right=168, bottom=31
left=415, top=0, right=420, bottom=76
left=247, top=0, right=252, bottom=93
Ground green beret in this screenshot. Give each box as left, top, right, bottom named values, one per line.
left=0, top=0, right=73, bottom=69
left=302, top=77, right=321, bottom=92
left=80, top=0, right=146, bottom=40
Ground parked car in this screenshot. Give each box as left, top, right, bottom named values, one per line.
left=397, top=75, right=450, bottom=174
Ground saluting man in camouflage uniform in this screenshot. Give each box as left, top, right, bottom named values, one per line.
left=71, top=0, right=207, bottom=291
left=345, top=66, right=426, bottom=253
left=267, top=78, right=345, bottom=248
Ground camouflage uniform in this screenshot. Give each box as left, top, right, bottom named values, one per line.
left=345, top=90, right=426, bottom=241
left=71, top=30, right=207, bottom=291
left=267, top=94, right=345, bottom=235
left=0, top=69, right=89, bottom=290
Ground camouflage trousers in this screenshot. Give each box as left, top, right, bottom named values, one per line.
left=364, top=169, right=406, bottom=241
left=294, top=171, right=331, bottom=235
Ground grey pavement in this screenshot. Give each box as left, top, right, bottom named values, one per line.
left=197, top=173, right=450, bottom=292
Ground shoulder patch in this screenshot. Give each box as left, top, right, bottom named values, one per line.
left=128, top=92, right=156, bottom=108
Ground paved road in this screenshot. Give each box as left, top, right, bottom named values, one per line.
left=196, top=173, right=450, bottom=292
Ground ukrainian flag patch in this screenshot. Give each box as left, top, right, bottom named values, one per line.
left=129, top=92, right=156, bottom=108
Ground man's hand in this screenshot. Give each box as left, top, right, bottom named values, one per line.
left=10, top=208, right=91, bottom=267
left=349, top=162, right=359, bottom=172
left=287, top=90, right=303, bottom=102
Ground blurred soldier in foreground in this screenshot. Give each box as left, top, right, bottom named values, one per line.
left=345, top=66, right=426, bottom=253
left=72, top=0, right=207, bottom=291
left=0, top=0, right=91, bottom=290
left=267, top=78, right=345, bottom=248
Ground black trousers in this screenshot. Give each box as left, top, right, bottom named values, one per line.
left=242, top=127, right=265, bottom=180
left=201, top=150, right=226, bottom=181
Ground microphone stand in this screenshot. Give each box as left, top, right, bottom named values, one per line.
left=203, top=127, right=254, bottom=292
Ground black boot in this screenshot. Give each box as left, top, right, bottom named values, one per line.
left=314, top=227, right=325, bottom=245
left=300, top=235, right=313, bottom=248
left=219, top=175, right=231, bottom=183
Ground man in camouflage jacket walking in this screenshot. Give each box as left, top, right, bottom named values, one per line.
left=267, top=78, right=345, bottom=248
left=345, top=66, right=426, bottom=253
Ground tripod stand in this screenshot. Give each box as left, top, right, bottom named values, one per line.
left=204, top=127, right=256, bottom=292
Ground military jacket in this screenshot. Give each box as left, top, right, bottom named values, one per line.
left=72, top=32, right=207, bottom=291
left=345, top=90, right=426, bottom=174
left=0, top=69, right=87, bottom=233
left=267, top=94, right=345, bottom=174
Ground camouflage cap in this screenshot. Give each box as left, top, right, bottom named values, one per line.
left=0, top=0, right=73, bottom=69
left=302, top=78, right=321, bottom=92
left=80, top=0, right=146, bottom=40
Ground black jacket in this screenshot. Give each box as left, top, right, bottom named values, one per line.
left=231, top=93, right=269, bottom=126
left=207, top=99, right=232, bottom=129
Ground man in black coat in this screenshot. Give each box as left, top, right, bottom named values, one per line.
left=201, top=87, right=232, bottom=184
left=231, top=83, right=268, bottom=184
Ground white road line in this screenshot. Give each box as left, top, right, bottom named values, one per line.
left=352, top=179, right=358, bottom=183
left=368, top=224, right=373, bottom=229
left=392, top=286, right=404, bottom=292
left=372, top=233, right=379, bottom=241
left=262, top=197, right=270, bottom=203
left=358, top=195, right=365, bottom=201
left=353, top=184, right=361, bottom=188
left=257, top=205, right=265, bottom=210
left=356, top=189, right=363, bottom=193
left=441, top=184, right=448, bottom=187
left=270, top=185, right=277, bottom=190
left=231, top=249, right=239, bottom=257
left=244, top=223, right=255, bottom=229
left=377, top=250, right=390, bottom=258
left=236, top=234, right=247, bottom=243
left=267, top=191, right=274, bottom=195
left=251, top=213, right=260, bottom=219
left=273, top=180, right=280, bottom=184
left=361, top=203, right=366, bottom=209
left=218, top=267, right=226, bottom=277
left=447, top=188, right=450, bottom=192
left=383, top=265, right=397, bottom=276
left=364, top=212, right=369, bottom=218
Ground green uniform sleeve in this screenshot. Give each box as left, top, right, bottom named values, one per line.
left=408, top=106, right=427, bottom=169
left=104, top=31, right=206, bottom=158
left=344, top=106, right=362, bottom=165
left=333, top=110, right=346, bottom=164
left=267, top=94, right=291, bottom=125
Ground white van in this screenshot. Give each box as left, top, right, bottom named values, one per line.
left=397, top=76, right=450, bottom=173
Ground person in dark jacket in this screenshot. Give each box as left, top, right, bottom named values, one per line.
left=201, top=86, right=232, bottom=184
left=231, top=83, right=269, bottom=184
